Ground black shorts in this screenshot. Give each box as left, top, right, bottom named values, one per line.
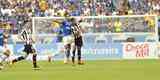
left=23, top=44, right=35, bottom=54
left=74, top=36, right=83, bottom=47
left=23, top=48, right=35, bottom=54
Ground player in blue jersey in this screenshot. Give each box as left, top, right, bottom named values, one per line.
left=60, top=18, right=74, bottom=64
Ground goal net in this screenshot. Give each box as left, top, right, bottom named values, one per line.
left=32, top=15, right=158, bottom=59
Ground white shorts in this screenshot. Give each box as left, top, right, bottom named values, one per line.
left=0, top=45, right=13, bottom=55
left=62, top=35, right=74, bottom=45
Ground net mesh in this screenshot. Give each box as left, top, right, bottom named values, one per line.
left=32, top=15, right=158, bottom=44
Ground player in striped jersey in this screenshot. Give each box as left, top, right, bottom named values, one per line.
left=70, top=18, right=84, bottom=65
left=11, top=29, right=40, bottom=69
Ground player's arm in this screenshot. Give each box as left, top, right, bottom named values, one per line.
left=59, top=25, right=64, bottom=37
left=78, top=22, right=86, bottom=33
left=18, top=29, right=26, bottom=41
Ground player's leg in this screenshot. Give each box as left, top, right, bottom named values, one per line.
left=3, top=49, right=13, bottom=65
left=71, top=45, right=76, bottom=64
left=77, top=46, right=83, bottom=65
left=32, top=54, right=39, bottom=68
left=0, top=49, right=13, bottom=67
left=76, top=36, right=84, bottom=65
left=12, top=56, right=25, bottom=63
left=64, top=44, right=71, bottom=64
left=48, top=54, right=52, bottom=62
left=63, top=36, right=68, bottom=63
left=12, top=52, right=28, bottom=63
left=32, top=49, right=39, bottom=69
left=0, top=57, right=5, bottom=69
left=0, top=63, right=3, bottom=70
left=0, top=55, right=8, bottom=69
left=63, top=35, right=74, bottom=64
left=0, top=49, right=11, bottom=69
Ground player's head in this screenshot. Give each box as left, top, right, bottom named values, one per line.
left=62, top=19, right=69, bottom=25
left=70, top=17, right=76, bottom=23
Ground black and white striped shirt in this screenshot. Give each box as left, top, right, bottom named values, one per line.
left=20, top=29, right=30, bottom=42
left=71, top=23, right=82, bottom=38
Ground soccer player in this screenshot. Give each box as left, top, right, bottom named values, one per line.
left=60, top=17, right=74, bottom=64
left=11, top=29, right=39, bottom=69
left=70, top=18, right=84, bottom=65
left=0, top=31, right=12, bottom=69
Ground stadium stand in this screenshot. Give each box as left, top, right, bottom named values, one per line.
left=0, top=0, right=159, bottom=34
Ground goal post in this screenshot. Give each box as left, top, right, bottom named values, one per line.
left=32, top=15, right=159, bottom=60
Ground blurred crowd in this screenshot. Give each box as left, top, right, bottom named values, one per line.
left=34, top=16, right=155, bottom=35
left=0, top=0, right=159, bottom=34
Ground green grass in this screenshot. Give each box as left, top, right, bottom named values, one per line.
left=0, top=60, right=160, bottom=80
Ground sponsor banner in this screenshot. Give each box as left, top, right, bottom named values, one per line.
left=123, top=42, right=158, bottom=59
left=82, top=43, right=123, bottom=60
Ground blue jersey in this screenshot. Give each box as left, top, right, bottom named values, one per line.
left=60, top=20, right=72, bottom=36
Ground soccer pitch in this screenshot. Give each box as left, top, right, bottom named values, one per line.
left=0, top=60, right=160, bottom=80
